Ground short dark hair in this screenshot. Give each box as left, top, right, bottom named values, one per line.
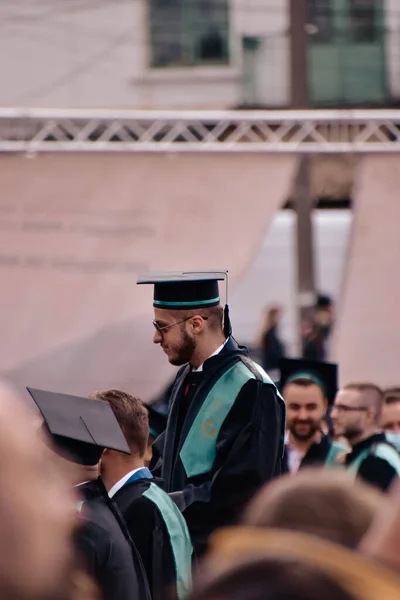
left=384, top=387, right=400, bottom=405
left=287, top=378, right=321, bottom=388
left=91, top=389, right=149, bottom=457
left=167, top=304, right=224, bottom=332
left=343, top=383, right=384, bottom=422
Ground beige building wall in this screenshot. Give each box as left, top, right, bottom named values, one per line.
left=0, top=0, right=290, bottom=109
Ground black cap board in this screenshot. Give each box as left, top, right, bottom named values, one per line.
left=27, top=387, right=130, bottom=465
left=137, top=270, right=232, bottom=337
left=279, top=358, right=338, bottom=405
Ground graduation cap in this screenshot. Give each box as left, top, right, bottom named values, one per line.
left=27, top=387, right=130, bottom=466
left=137, top=270, right=232, bottom=337
left=279, top=358, right=338, bottom=405
left=144, top=403, right=168, bottom=440
left=316, top=294, right=332, bottom=309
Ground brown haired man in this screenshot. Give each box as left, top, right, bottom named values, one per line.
left=94, top=389, right=192, bottom=600
left=280, top=359, right=346, bottom=473
left=381, top=388, right=400, bottom=451
left=331, top=383, right=400, bottom=491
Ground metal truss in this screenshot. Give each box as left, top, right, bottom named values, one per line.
left=1, top=107, right=400, bottom=153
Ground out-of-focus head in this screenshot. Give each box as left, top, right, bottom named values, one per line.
left=280, top=360, right=337, bottom=442
left=205, top=527, right=400, bottom=600
left=242, top=468, right=382, bottom=549
left=331, top=383, right=383, bottom=442
left=262, top=305, right=283, bottom=331
left=0, top=382, right=77, bottom=600
left=314, top=294, right=334, bottom=330
left=381, top=388, right=400, bottom=433
left=189, top=556, right=355, bottom=600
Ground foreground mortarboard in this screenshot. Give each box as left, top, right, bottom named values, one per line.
left=137, top=270, right=232, bottom=336
left=27, top=387, right=130, bottom=465
left=279, top=358, right=338, bottom=405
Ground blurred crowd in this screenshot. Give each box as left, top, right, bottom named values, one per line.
left=3, top=374, right=400, bottom=600
left=2, top=287, right=400, bottom=600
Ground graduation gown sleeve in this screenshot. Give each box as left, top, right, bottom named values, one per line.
left=170, top=379, right=285, bottom=549
left=119, top=494, right=176, bottom=600
left=76, top=519, right=139, bottom=600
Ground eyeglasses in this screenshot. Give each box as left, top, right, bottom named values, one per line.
left=332, top=404, right=368, bottom=413
left=152, top=316, right=208, bottom=335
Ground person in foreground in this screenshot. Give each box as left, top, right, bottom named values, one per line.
left=27, top=387, right=151, bottom=600
left=280, top=359, right=347, bottom=473
left=242, top=468, right=382, bottom=549
left=0, top=382, right=77, bottom=600
left=137, top=271, right=286, bottom=556
left=95, top=388, right=192, bottom=600
left=331, top=383, right=400, bottom=491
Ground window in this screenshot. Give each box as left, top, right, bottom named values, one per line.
left=149, top=0, right=230, bottom=67
left=350, top=0, right=378, bottom=43
left=308, top=0, right=333, bottom=44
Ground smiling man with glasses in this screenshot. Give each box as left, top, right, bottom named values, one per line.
left=137, top=270, right=285, bottom=557
left=331, top=383, right=400, bottom=492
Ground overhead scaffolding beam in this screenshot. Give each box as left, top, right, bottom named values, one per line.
left=1, top=108, right=400, bottom=153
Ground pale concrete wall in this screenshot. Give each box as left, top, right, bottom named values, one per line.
left=0, top=0, right=290, bottom=109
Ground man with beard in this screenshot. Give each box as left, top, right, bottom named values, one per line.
left=137, top=271, right=285, bottom=556
left=280, top=359, right=346, bottom=474
left=331, top=383, right=400, bottom=492
left=26, top=387, right=151, bottom=600
left=381, top=388, right=400, bottom=451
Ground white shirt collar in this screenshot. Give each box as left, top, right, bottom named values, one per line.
left=108, top=467, right=144, bottom=498
left=192, top=338, right=229, bottom=373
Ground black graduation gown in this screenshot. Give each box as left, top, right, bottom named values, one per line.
left=113, top=477, right=180, bottom=600
left=152, top=337, right=286, bottom=556
left=345, top=433, right=400, bottom=492
left=281, top=435, right=340, bottom=473
left=75, top=479, right=150, bottom=600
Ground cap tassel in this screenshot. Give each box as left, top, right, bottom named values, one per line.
left=223, top=304, right=232, bottom=338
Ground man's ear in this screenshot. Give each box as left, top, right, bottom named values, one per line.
left=190, top=315, right=206, bottom=335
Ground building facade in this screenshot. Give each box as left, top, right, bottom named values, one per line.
left=0, top=0, right=399, bottom=108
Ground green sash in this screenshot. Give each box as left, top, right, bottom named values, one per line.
left=180, top=359, right=281, bottom=479
left=324, top=441, right=348, bottom=467
left=347, top=443, right=400, bottom=478
left=143, top=483, right=192, bottom=600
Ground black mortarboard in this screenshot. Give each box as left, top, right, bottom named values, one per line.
left=316, top=294, right=332, bottom=309
left=137, top=270, right=232, bottom=337
left=279, top=358, right=338, bottom=405
left=144, top=403, right=168, bottom=439
left=27, top=387, right=130, bottom=465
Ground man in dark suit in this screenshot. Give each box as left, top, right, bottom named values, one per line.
left=137, top=270, right=286, bottom=556
left=96, top=388, right=192, bottom=600
left=27, top=387, right=150, bottom=600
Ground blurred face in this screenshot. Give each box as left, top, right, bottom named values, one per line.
left=0, top=392, right=77, bottom=600
left=331, top=389, right=369, bottom=442
left=284, top=382, right=327, bottom=441
left=381, top=401, right=400, bottom=432
left=153, top=308, right=197, bottom=366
